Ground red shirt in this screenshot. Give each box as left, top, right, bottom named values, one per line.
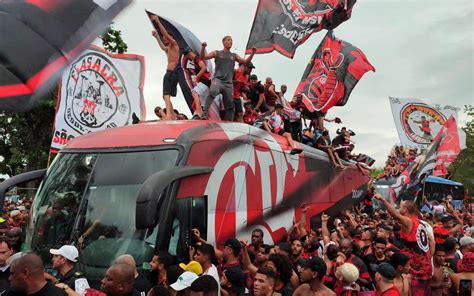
left=243, top=110, right=259, bottom=125
left=233, top=69, right=249, bottom=99
left=400, top=216, right=432, bottom=280
left=434, top=225, right=450, bottom=244
left=377, top=285, right=401, bottom=296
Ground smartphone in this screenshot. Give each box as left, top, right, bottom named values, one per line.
left=459, top=279, right=472, bottom=296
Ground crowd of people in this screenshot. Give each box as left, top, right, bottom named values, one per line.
left=377, top=146, right=420, bottom=179
left=141, top=16, right=367, bottom=160
left=0, top=189, right=472, bottom=296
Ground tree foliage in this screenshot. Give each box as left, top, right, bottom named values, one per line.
left=100, top=25, right=128, bottom=54
left=449, top=105, right=474, bottom=192
left=0, top=90, right=56, bottom=177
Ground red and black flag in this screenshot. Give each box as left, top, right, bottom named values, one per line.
left=391, top=119, right=456, bottom=201
left=245, top=0, right=356, bottom=58
left=294, top=31, right=374, bottom=114
left=0, top=0, right=131, bottom=112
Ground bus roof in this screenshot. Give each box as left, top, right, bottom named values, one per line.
left=64, top=120, right=218, bottom=150
left=64, top=120, right=292, bottom=150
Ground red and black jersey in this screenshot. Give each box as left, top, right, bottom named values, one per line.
left=264, top=83, right=278, bottom=106
left=346, top=254, right=370, bottom=280
left=400, top=216, right=432, bottom=280
left=434, top=225, right=450, bottom=244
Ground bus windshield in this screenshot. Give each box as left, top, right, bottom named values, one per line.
left=27, top=149, right=179, bottom=281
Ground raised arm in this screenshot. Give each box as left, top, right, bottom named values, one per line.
left=321, top=213, right=331, bottom=245
left=195, top=60, right=207, bottom=81
left=374, top=193, right=412, bottom=232
left=240, top=239, right=258, bottom=274
left=446, top=204, right=463, bottom=234
left=235, top=47, right=257, bottom=64
left=152, top=30, right=167, bottom=52
left=150, top=15, right=177, bottom=46
left=200, top=42, right=216, bottom=60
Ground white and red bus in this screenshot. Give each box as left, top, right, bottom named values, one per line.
left=1, top=120, right=369, bottom=283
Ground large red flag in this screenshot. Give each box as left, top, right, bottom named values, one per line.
left=294, top=31, right=375, bottom=114
left=432, top=116, right=461, bottom=176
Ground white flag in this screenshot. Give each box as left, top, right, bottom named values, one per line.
left=388, top=97, right=464, bottom=149
left=51, top=46, right=145, bottom=151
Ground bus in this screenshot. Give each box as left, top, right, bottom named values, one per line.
left=0, top=120, right=370, bottom=284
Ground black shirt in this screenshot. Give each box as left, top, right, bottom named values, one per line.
left=57, top=265, right=85, bottom=290
left=8, top=282, right=67, bottom=296
left=134, top=272, right=152, bottom=294
left=248, top=82, right=265, bottom=109
left=0, top=266, right=11, bottom=294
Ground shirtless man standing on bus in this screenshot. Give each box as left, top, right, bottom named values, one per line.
left=150, top=15, right=180, bottom=120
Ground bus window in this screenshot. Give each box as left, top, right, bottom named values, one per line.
left=168, top=196, right=207, bottom=261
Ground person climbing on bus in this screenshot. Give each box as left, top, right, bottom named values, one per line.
left=262, top=104, right=303, bottom=155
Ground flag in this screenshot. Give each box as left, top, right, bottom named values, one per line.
left=388, top=97, right=465, bottom=149
left=391, top=119, right=454, bottom=201
left=50, top=46, right=145, bottom=152
left=294, top=31, right=375, bottom=114
left=0, top=0, right=132, bottom=112
left=146, top=11, right=222, bottom=119
left=245, top=0, right=356, bottom=58
left=432, top=116, right=461, bottom=176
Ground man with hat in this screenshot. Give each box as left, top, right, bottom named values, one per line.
left=375, top=263, right=400, bottom=295
left=45, top=245, right=89, bottom=292
left=169, top=271, right=198, bottom=294
left=218, top=238, right=242, bottom=277
left=459, top=236, right=474, bottom=259
left=294, top=257, right=335, bottom=295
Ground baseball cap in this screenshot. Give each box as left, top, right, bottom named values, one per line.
left=50, top=245, right=79, bottom=262
left=179, top=260, right=203, bottom=275
left=170, top=271, right=198, bottom=291
left=376, top=263, right=396, bottom=280
left=224, top=238, right=241, bottom=254
left=459, top=236, right=474, bottom=247
left=249, top=74, right=258, bottom=80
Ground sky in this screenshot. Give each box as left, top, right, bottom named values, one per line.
left=105, top=0, right=473, bottom=167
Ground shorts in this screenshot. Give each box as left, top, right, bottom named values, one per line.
left=163, top=70, right=179, bottom=97
left=234, top=98, right=243, bottom=114
left=192, top=82, right=210, bottom=98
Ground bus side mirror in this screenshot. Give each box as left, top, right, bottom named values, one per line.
left=135, top=166, right=213, bottom=229
left=0, top=169, right=47, bottom=212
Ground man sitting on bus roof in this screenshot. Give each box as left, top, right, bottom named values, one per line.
left=262, top=104, right=302, bottom=155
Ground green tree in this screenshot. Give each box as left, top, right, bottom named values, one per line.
left=370, top=167, right=384, bottom=179
left=100, top=25, right=128, bottom=54
left=0, top=90, right=56, bottom=177
left=449, top=105, right=474, bottom=193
